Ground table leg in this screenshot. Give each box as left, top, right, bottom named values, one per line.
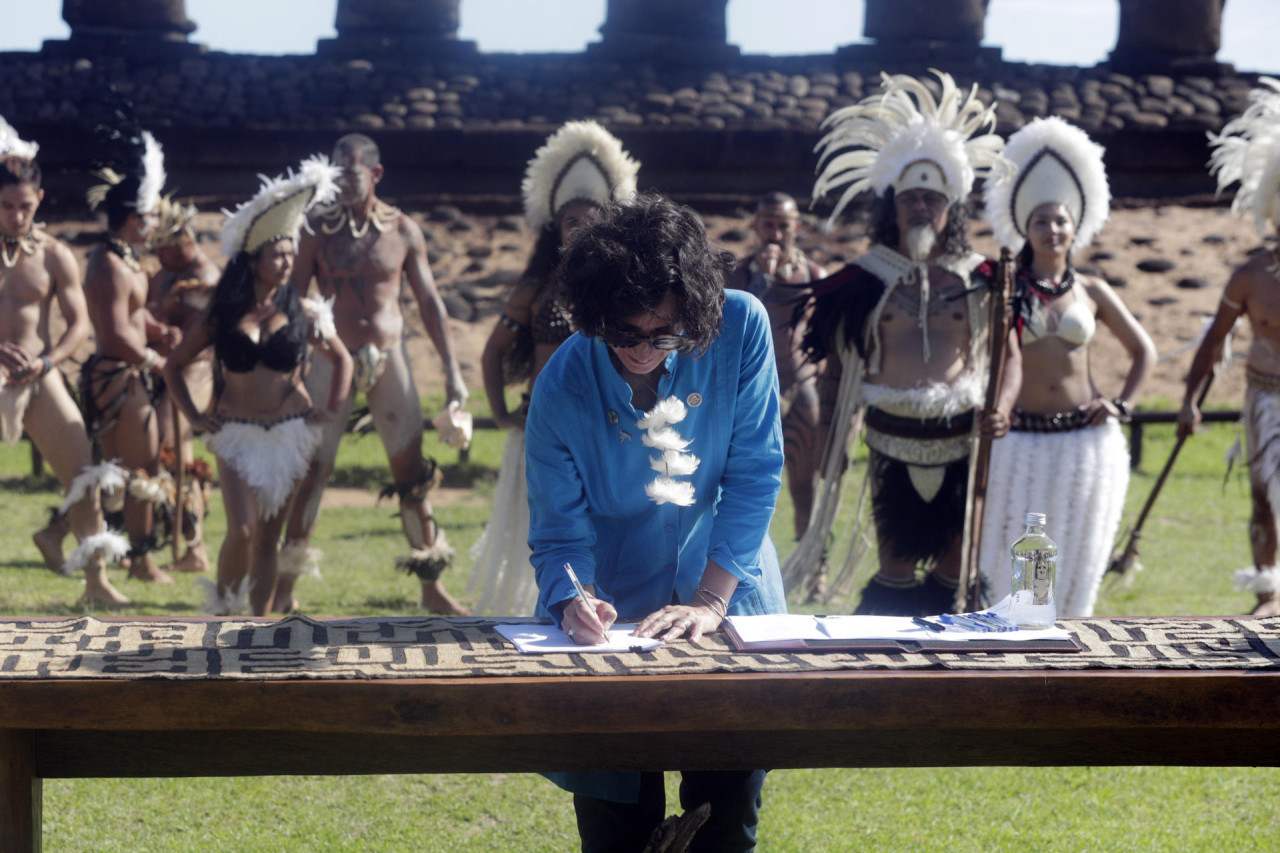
left=0, top=729, right=40, bottom=852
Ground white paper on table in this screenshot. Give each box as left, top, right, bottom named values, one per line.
left=495, top=622, right=665, bottom=654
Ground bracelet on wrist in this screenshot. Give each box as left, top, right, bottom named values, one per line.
left=694, top=589, right=727, bottom=621
left=38, top=355, right=53, bottom=377
left=1111, top=397, right=1132, bottom=421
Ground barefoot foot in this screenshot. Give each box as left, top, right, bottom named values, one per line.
left=33, top=522, right=68, bottom=576
left=420, top=581, right=470, bottom=616
left=82, top=577, right=131, bottom=606
left=127, top=556, right=175, bottom=585
left=164, top=547, right=210, bottom=574
left=1251, top=593, right=1280, bottom=618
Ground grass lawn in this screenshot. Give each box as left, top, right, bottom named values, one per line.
left=2, top=410, right=1277, bottom=852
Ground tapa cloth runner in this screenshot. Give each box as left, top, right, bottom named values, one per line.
left=1, top=614, right=1278, bottom=680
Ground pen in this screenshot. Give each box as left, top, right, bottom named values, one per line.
left=563, top=563, right=606, bottom=645
left=564, top=562, right=589, bottom=606
left=971, top=612, right=1017, bottom=632
left=939, top=613, right=991, bottom=632
left=912, top=616, right=946, bottom=632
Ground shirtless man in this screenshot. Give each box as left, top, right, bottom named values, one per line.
left=286, top=133, right=469, bottom=614
left=792, top=71, right=1020, bottom=616
left=148, top=197, right=220, bottom=573
left=82, top=137, right=177, bottom=586
left=1179, top=244, right=1280, bottom=615
left=726, top=192, right=827, bottom=539
left=1180, top=77, right=1280, bottom=617
left=0, top=125, right=130, bottom=604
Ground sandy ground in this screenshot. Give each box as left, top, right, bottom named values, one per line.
left=43, top=199, right=1272, bottom=507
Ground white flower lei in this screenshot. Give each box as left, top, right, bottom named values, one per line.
left=638, top=396, right=700, bottom=506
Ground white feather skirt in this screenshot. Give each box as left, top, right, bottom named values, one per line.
left=205, top=418, right=322, bottom=520
left=467, top=429, right=537, bottom=616
left=978, top=420, right=1130, bottom=617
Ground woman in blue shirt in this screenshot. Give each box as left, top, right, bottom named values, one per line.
left=525, top=194, right=785, bottom=852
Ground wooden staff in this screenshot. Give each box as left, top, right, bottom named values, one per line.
left=959, top=248, right=1016, bottom=612
left=1106, top=374, right=1216, bottom=581
left=171, top=407, right=184, bottom=564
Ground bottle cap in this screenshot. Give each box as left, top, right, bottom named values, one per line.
left=1025, top=512, right=1047, bottom=526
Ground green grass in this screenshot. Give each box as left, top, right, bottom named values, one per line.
left=3, top=417, right=1278, bottom=851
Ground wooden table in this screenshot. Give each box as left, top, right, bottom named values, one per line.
left=7, top=612, right=1280, bottom=850
left=5, top=661, right=1280, bottom=851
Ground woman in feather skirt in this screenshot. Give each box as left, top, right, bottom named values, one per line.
left=164, top=156, right=352, bottom=616
left=978, top=117, right=1156, bottom=616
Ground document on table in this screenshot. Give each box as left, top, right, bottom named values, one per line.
left=496, top=622, right=665, bottom=654
left=723, top=609, right=1079, bottom=653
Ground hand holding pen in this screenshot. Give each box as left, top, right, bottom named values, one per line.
left=561, top=563, right=617, bottom=645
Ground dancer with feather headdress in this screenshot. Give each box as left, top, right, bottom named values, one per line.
left=163, top=155, right=352, bottom=616
left=81, top=100, right=179, bottom=587
left=1180, top=77, right=1280, bottom=617
left=978, top=117, right=1155, bottom=617
left=788, top=70, right=1021, bottom=616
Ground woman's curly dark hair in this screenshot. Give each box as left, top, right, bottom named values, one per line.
left=557, top=193, right=730, bottom=356
left=868, top=187, right=972, bottom=257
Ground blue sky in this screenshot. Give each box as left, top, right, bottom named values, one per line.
left=5, top=0, right=1278, bottom=73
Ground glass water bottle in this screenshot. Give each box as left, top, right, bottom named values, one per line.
left=1009, top=512, right=1058, bottom=629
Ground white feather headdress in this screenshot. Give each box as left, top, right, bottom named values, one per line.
left=983, top=116, right=1111, bottom=253
left=152, top=194, right=198, bottom=247
left=220, top=155, right=340, bottom=257
left=813, top=69, right=1014, bottom=222
left=1209, top=76, right=1280, bottom=237
left=522, top=120, right=640, bottom=232
left=0, top=114, right=37, bottom=161
left=137, top=131, right=166, bottom=215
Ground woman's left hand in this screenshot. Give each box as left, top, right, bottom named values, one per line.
left=1080, top=396, right=1119, bottom=427
left=635, top=603, right=723, bottom=642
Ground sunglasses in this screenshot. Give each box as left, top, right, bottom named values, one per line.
left=600, top=327, right=695, bottom=352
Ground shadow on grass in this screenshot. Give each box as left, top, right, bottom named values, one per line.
left=328, top=463, right=497, bottom=491
left=8, top=559, right=53, bottom=571
left=363, top=596, right=416, bottom=610
left=0, top=472, right=62, bottom=494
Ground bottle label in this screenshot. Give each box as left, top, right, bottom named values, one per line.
left=1032, top=554, right=1053, bottom=605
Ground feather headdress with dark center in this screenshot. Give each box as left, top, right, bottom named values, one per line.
left=984, top=116, right=1111, bottom=253
left=521, top=120, right=640, bottom=232
left=813, top=69, right=1013, bottom=222
left=1209, top=76, right=1280, bottom=236
left=87, top=97, right=166, bottom=216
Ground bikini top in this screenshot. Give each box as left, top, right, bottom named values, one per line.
left=214, top=287, right=308, bottom=374
left=1023, top=292, right=1096, bottom=348
left=531, top=291, right=574, bottom=346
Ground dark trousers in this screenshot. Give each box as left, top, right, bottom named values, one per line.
left=573, top=769, right=766, bottom=853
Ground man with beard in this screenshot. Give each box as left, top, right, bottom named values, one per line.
left=81, top=115, right=177, bottom=586
left=784, top=72, right=1020, bottom=616
left=285, top=134, right=469, bottom=614
left=726, top=192, right=827, bottom=540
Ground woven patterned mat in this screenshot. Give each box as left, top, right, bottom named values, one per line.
left=1, top=615, right=1279, bottom=680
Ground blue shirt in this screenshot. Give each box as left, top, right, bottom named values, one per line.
left=526, top=289, right=787, bottom=624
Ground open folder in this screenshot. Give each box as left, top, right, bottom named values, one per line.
left=723, top=611, right=1081, bottom=654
